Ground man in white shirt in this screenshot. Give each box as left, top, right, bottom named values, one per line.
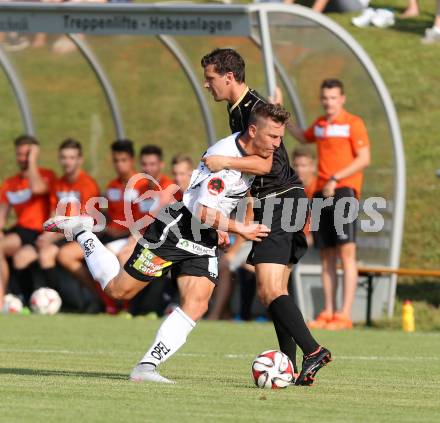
left=42, top=103, right=290, bottom=384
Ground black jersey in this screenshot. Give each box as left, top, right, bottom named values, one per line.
left=227, top=88, right=302, bottom=198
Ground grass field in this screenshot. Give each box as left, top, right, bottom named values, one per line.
left=1, top=314, right=439, bottom=423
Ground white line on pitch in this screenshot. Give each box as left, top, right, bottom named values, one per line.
left=0, top=348, right=439, bottom=361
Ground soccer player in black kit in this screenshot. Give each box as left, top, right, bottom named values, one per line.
left=201, top=48, right=331, bottom=385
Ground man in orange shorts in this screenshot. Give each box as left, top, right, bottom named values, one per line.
left=288, top=78, right=371, bottom=330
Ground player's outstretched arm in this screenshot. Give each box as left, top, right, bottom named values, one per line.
left=202, top=155, right=272, bottom=175
left=286, top=121, right=307, bottom=144
left=197, top=204, right=269, bottom=242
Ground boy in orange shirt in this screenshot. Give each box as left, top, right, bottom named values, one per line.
left=0, top=135, right=56, bottom=308
left=288, top=79, right=371, bottom=330
left=12, top=138, right=100, bottom=291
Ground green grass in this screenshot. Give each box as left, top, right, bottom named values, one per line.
left=0, top=314, right=439, bottom=422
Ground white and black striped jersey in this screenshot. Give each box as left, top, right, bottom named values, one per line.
left=183, top=133, right=254, bottom=217
left=228, top=87, right=302, bottom=198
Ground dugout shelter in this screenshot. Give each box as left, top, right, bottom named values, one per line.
left=0, top=2, right=405, bottom=320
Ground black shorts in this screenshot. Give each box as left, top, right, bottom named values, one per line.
left=248, top=186, right=309, bottom=266
left=98, top=232, right=129, bottom=245
left=4, top=226, right=40, bottom=246
left=312, top=187, right=357, bottom=249
left=124, top=203, right=219, bottom=284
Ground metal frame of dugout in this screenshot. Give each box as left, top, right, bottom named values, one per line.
left=0, top=2, right=405, bottom=319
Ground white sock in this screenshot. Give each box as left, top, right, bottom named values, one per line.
left=140, top=307, right=196, bottom=367
left=76, top=231, right=120, bottom=290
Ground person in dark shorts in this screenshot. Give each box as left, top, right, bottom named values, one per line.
left=288, top=78, right=371, bottom=330
left=42, top=104, right=288, bottom=384
left=11, top=138, right=100, bottom=291
left=201, top=48, right=331, bottom=385
left=56, top=139, right=142, bottom=313
left=0, top=135, right=56, bottom=308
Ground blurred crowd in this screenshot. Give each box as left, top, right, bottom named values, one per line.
left=0, top=134, right=316, bottom=319
left=0, top=136, right=196, bottom=315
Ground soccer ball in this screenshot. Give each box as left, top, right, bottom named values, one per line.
left=252, top=350, right=295, bottom=389
left=2, top=294, right=23, bottom=314
left=30, top=288, right=62, bottom=315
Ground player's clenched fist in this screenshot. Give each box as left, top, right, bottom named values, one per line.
left=202, top=155, right=228, bottom=173
left=28, top=144, right=40, bottom=165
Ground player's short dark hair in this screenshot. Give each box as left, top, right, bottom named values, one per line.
left=140, top=145, right=163, bottom=160
left=111, top=139, right=135, bottom=157
left=14, top=134, right=39, bottom=147
left=172, top=154, right=194, bottom=168
left=320, top=78, right=344, bottom=94
left=248, top=103, right=291, bottom=127
left=292, top=145, right=316, bottom=161
left=201, top=48, right=245, bottom=83
left=59, top=138, right=82, bottom=155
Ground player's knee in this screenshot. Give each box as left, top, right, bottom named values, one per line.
left=182, top=297, right=209, bottom=321
left=257, top=285, right=283, bottom=308
left=104, top=282, right=134, bottom=301
left=57, top=248, right=68, bottom=266
left=339, top=246, right=356, bottom=263
left=12, top=248, right=36, bottom=270
left=39, top=247, right=58, bottom=268
left=57, top=248, right=75, bottom=270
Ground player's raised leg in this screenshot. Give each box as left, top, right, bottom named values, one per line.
left=130, top=275, right=214, bottom=384
left=43, top=215, right=146, bottom=299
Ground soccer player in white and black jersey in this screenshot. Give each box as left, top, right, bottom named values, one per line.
left=42, top=104, right=291, bottom=384
left=202, top=48, right=331, bottom=385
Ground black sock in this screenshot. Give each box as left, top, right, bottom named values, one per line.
left=42, top=267, right=58, bottom=290
left=272, top=316, right=298, bottom=373
left=268, top=295, right=319, bottom=356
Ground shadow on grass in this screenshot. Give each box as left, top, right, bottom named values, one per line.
left=0, top=367, right=127, bottom=380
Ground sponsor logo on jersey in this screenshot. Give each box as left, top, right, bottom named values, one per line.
left=106, top=188, right=122, bottom=201
left=244, top=100, right=252, bottom=107
left=6, top=188, right=32, bottom=205
left=207, top=177, right=225, bottom=195
left=176, top=239, right=216, bottom=257
left=83, top=239, right=95, bottom=257
left=56, top=191, right=81, bottom=202
left=133, top=247, right=172, bottom=277
left=314, top=123, right=350, bottom=138
left=124, top=188, right=140, bottom=202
